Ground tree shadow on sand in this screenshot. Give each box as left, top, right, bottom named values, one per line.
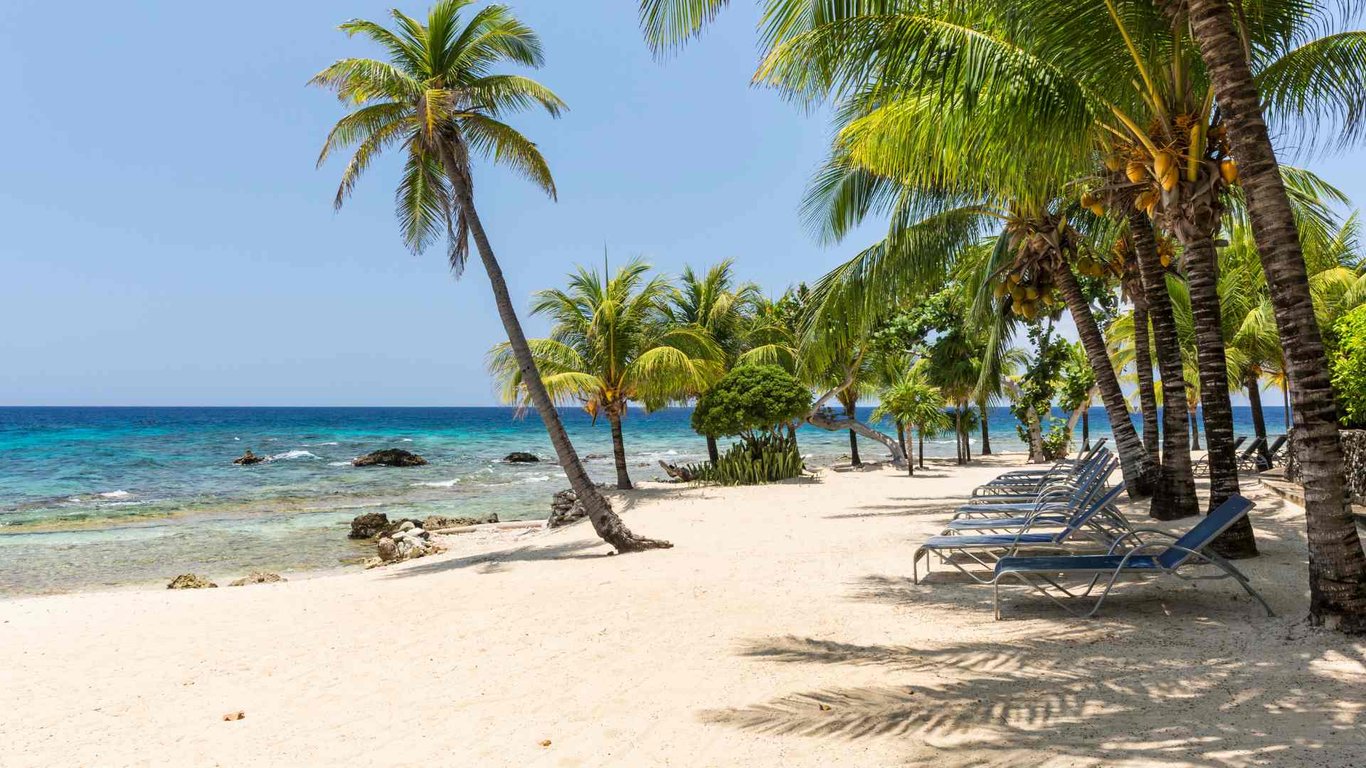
left=705, top=577, right=1366, bottom=767
left=709, top=624, right=1364, bottom=766
left=381, top=539, right=609, bottom=578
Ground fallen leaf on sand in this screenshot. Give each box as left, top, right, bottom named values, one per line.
left=818, top=704, right=832, bottom=711
left=222, top=711, right=245, bottom=721
left=539, top=740, right=552, bottom=747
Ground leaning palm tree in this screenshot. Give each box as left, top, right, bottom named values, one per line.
left=489, top=259, right=723, bottom=489
left=313, top=2, right=670, bottom=551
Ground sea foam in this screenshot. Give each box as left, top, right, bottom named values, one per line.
left=269, top=450, right=320, bottom=461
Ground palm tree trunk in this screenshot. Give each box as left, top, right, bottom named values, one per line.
left=1187, top=0, right=1366, bottom=630
left=1082, top=409, right=1090, bottom=451
left=898, top=421, right=912, bottom=476
left=607, top=409, right=633, bottom=490
left=919, top=429, right=925, bottom=468
left=706, top=435, right=719, bottom=465
left=845, top=399, right=862, bottom=467
left=1248, top=371, right=1269, bottom=466
left=964, top=407, right=972, bottom=462
left=1056, top=264, right=1155, bottom=496
left=1190, top=405, right=1202, bottom=450
left=1130, top=212, right=1199, bottom=519
left=979, top=399, right=992, bottom=455
left=441, top=151, right=667, bottom=552
left=1183, top=236, right=1257, bottom=557
left=1133, top=304, right=1162, bottom=465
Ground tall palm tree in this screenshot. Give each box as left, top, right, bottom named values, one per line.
left=313, top=2, right=671, bottom=551
left=489, top=259, right=723, bottom=489
left=1170, top=0, right=1366, bottom=630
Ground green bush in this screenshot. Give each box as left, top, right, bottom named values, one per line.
left=1331, top=304, right=1366, bottom=426
left=691, top=365, right=811, bottom=440
left=679, top=433, right=803, bottom=486
left=687, top=365, right=810, bottom=485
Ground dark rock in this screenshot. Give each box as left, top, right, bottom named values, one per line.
left=504, top=452, right=540, bottom=463
left=233, top=450, right=265, bottom=466
left=168, top=573, right=217, bottom=590
left=353, top=449, right=428, bottom=468
left=548, top=489, right=588, bottom=528
left=349, top=512, right=391, bottom=539
left=228, top=571, right=286, bottom=587
left=422, top=513, right=499, bottom=530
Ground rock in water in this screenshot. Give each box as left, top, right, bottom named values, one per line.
left=352, top=449, right=428, bottom=467
left=548, top=489, right=588, bottom=528
left=504, top=452, right=540, bottom=463
left=228, top=571, right=286, bottom=587
left=422, top=513, right=498, bottom=530
left=349, top=512, right=391, bottom=539
left=168, top=573, right=218, bottom=590
left=233, top=450, right=265, bottom=466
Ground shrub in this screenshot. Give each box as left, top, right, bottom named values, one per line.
left=1331, top=305, right=1366, bottom=426
left=691, top=365, right=811, bottom=442
left=686, top=365, right=810, bottom=485
left=678, top=433, right=803, bottom=486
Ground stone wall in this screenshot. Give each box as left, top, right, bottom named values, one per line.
left=1285, top=428, right=1366, bottom=505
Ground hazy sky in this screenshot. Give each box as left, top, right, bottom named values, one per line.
left=2, top=1, right=1362, bottom=406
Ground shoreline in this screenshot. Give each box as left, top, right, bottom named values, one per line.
left=0, top=451, right=1026, bottom=600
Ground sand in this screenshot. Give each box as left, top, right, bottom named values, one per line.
left=2, top=456, right=1363, bottom=767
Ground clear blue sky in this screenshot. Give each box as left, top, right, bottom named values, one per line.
left=1, top=1, right=1362, bottom=406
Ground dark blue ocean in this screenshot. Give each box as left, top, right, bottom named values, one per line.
left=0, top=405, right=1287, bottom=595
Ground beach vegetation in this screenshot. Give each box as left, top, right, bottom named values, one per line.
left=489, top=258, right=725, bottom=489
left=636, top=0, right=1366, bottom=627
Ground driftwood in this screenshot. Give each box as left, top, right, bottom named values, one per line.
left=658, top=460, right=697, bottom=482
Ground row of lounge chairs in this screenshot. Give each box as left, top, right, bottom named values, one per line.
left=914, top=443, right=1274, bottom=619
left=1192, top=434, right=1289, bottom=477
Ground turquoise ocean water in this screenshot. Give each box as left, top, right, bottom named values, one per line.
left=0, top=405, right=1287, bottom=595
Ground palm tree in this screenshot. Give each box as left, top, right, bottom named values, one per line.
left=489, top=259, right=723, bottom=490
left=663, top=260, right=765, bottom=463
left=313, top=2, right=671, bottom=551
left=1180, top=0, right=1366, bottom=633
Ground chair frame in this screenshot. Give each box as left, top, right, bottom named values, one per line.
left=990, top=497, right=1274, bottom=620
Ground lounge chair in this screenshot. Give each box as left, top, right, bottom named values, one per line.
left=1246, top=434, right=1288, bottom=472
left=1192, top=436, right=1246, bottom=477
left=912, top=483, right=1129, bottom=584
left=971, top=440, right=1109, bottom=497
left=954, top=453, right=1114, bottom=519
left=990, top=495, right=1273, bottom=619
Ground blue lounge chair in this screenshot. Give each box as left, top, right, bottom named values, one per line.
left=971, top=440, right=1109, bottom=497
left=991, top=495, right=1273, bottom=619
left=954, top=454, right=1114, bottom=519
left=912, top=483, right=1129, bottom=584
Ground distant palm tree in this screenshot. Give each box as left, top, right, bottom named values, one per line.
left=312, top=1, right=668, bottom=551
left=490, top=259, right=723, bottom=489
left=664, top=260, right=762, bottom=462
left=873, top=365, right=951, bottom=475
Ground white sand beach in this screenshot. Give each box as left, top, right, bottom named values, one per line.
left=2, top=457, right=1363, bottom=767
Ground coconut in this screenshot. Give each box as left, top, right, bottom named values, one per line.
left=1126, top=161, right=1147, bottom=184
left=1220, top=159, right=1239, bottom=185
